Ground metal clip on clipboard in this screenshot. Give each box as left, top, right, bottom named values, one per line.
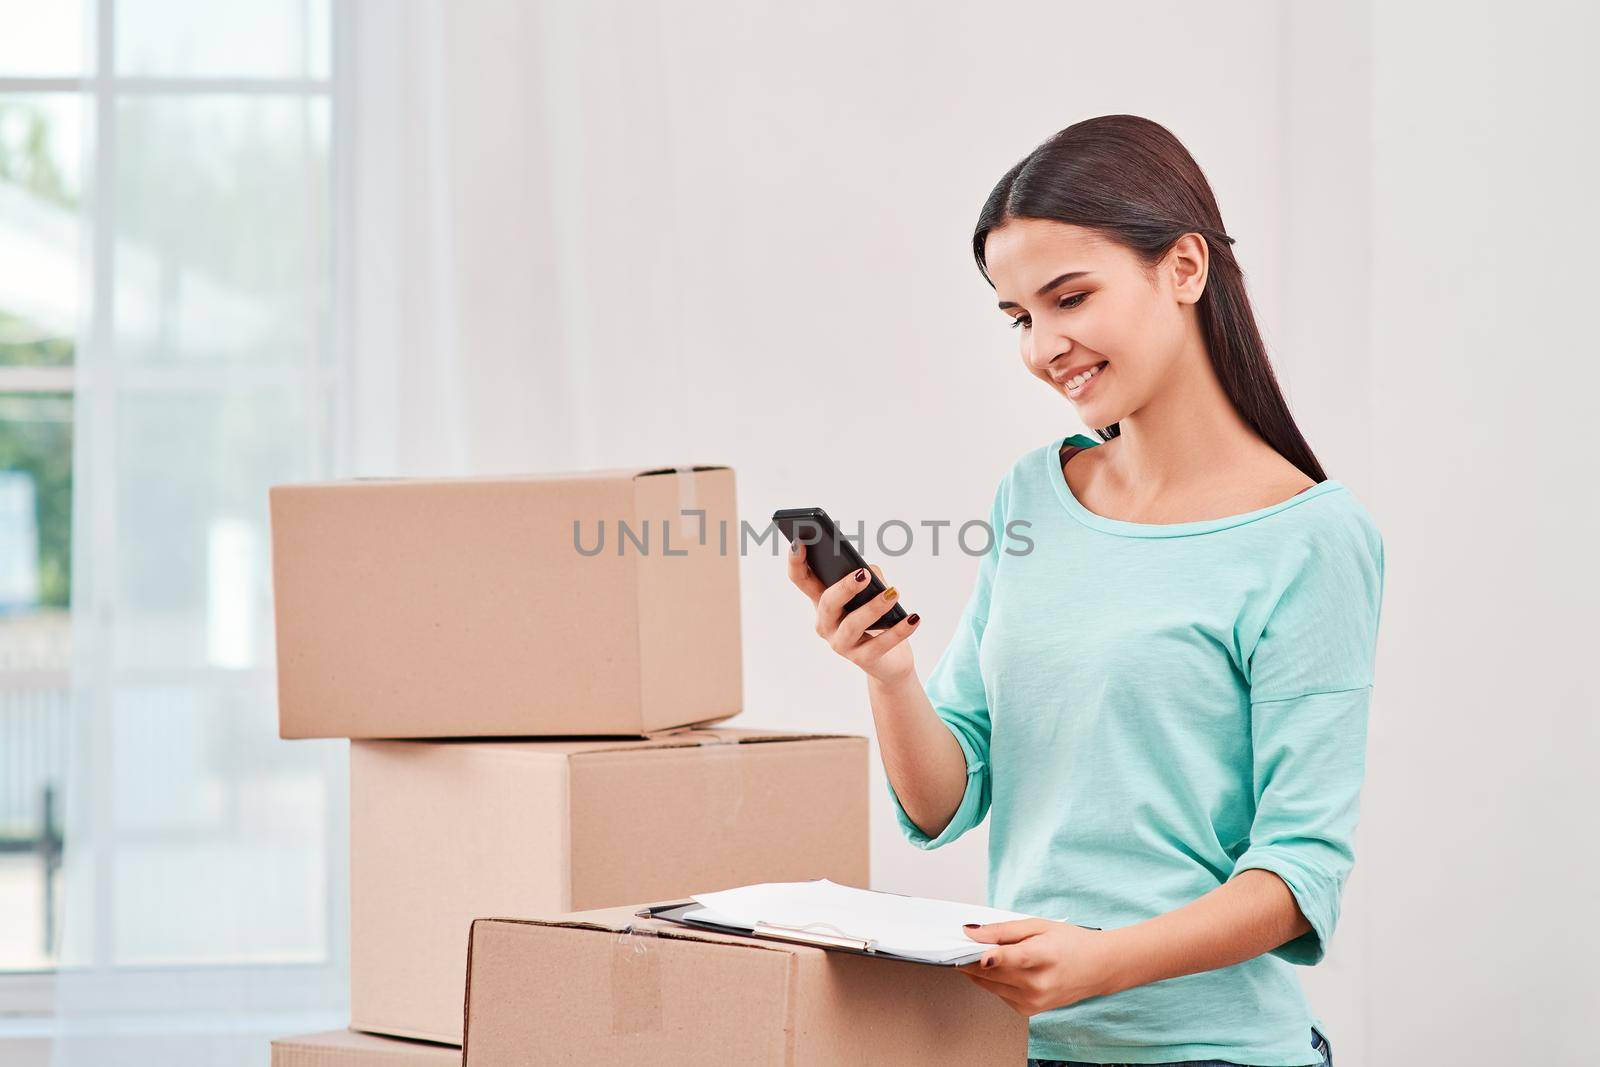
left=749, top=920, right=878, bottom=953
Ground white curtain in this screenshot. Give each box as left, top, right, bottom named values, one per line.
left=341, top=0, right=723, bottom=481
left=340, top=0, right=470, bottom=478
left=48, top=2, right=347, bottom=1063
left=44, top=2, right=617, bottom=1061
left=343, top=0, right=594, bottom=479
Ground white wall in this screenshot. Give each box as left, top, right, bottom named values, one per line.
left=378, top=2, right=1597, bottom=1061
left=1362, top=1, right=1599, bottom=1062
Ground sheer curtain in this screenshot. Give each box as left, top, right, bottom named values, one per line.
left=339, top=0, right=470, bottom=477
left=42, top=2, right=612, bottom=1062
left=341, top=0, right=716, bottom=480
left=44, top=2, right=346, bottom=1064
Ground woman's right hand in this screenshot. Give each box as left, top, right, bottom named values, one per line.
left=786, top=539, right=921, bottom=684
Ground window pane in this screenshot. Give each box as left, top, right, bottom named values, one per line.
left=0, top=392, right=71, bottom=613
left=0, top=391, right=73, bottom=972
left=111, top=682, right=332, bottom=965
left=117, top=0, right=330, bottom=80
left=114, top=389, right=318, bottom=673
left=114, top=95, right=330, bottom=365
left=0, top=0, right=89, bottom=78
left=0, top=95, right=86, bottom=368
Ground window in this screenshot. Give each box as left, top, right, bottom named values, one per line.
left=0, top=0, right=347, bottom=1030
left=0, top=8, right=87, bottom=976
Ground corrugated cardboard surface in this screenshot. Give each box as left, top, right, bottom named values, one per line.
left=270, top=1029, right=460, bottom=1066
left=269, top=465, right=742, bottom=739
left=462, top=905, right=1028, bottom=1065
left=351, top=728, right=870, bottom=1046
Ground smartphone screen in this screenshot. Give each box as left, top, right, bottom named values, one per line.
left=773, top=507, right=909, bottom=631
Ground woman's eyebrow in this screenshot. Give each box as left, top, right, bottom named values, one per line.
left=997, top=270, right=1095, bottom=310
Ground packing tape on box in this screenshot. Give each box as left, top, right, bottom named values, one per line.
left=603, top=733, right=743, bottom=1035
left=610, top=923, right=664, bottom=1035
left=672, top=463, right=704, bottom=547
left=706, top=737, right=746, bottom=830
left=690, top=729, right=745, bottom=828
left=656, top=725, right=745, bottom=827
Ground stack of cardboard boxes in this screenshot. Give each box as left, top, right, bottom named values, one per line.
left=263, top=465, right=1024, bottom=1065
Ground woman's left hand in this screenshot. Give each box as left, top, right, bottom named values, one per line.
left=956, top=918, right=1116, bottom=1017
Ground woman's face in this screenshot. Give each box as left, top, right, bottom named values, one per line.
left=982, top=217, right=1205, bottom=426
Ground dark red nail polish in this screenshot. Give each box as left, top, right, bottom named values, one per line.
left=855, top=569, right=866, bottom=581
left=908, top=613, right=920, bottom=625
left=982, top=956, right=995, bottom=969
left=962, top=923, right=978, bottom=929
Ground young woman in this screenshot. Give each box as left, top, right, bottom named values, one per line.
left=785, top=115, right=1382, bottom=1066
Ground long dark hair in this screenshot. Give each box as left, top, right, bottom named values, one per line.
left=972, top=114, right=1327, bottom=483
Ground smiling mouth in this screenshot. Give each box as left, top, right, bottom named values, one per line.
left=1059, top=360, right=1108, bottom=396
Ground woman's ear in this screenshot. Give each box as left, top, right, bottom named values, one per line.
left=1168, top=231, right=1210, bottom=306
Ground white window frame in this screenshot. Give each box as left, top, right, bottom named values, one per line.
left=0, top=0, right=353, bottom=1030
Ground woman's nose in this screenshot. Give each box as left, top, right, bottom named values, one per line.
left=1028, top=336, right=1071, bottom=374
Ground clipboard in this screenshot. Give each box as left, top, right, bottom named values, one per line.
left=635, top=901, right=989, bottom=967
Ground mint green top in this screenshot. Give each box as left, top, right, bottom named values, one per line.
left=888, top=433, right=1385, bottom=1065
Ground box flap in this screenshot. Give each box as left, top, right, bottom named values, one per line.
left=634, top=464, right=729, bottom=477
left=269, top=1028, right=460, bottom=1065
left=470, top=906, right=810, bottom=957
left=565, top=726, right=858, bottom=758
left=271, top=465, right=729, bottom=494
left=410, top=726, right=860, bottom=760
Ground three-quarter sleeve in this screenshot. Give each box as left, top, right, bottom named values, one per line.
left=1231, top=509, right=1386, bottom=965
left=886, top=475, right=1009, bottom=850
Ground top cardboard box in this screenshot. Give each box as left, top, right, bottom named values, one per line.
left=269, top=465, right=743, bottom=739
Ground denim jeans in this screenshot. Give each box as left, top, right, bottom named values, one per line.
left=1027, top=1024, right=1332, bottom=1067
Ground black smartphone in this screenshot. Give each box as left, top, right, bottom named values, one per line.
left=772, top=507, right=909, bottom=631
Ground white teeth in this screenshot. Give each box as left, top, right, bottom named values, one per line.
left=1068, top=362, right=1104, bottom=388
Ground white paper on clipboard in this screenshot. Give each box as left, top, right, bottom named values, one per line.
left=686, top=878, right=1042, bottom=964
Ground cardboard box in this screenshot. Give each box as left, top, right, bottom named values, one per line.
left=269, top=465, right=742, bottom=739
left=271, top=1029, right=459, bottom=1066
left=461, top=903, right=1029, bottom=1065
left=352, top=728, right=870, bottom=1044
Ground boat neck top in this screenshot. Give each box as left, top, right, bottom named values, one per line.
left=887, top=432, right=1385, bottom=1064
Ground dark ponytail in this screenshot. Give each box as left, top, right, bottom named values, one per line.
left=972, top=115, right=1327, bottom=483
